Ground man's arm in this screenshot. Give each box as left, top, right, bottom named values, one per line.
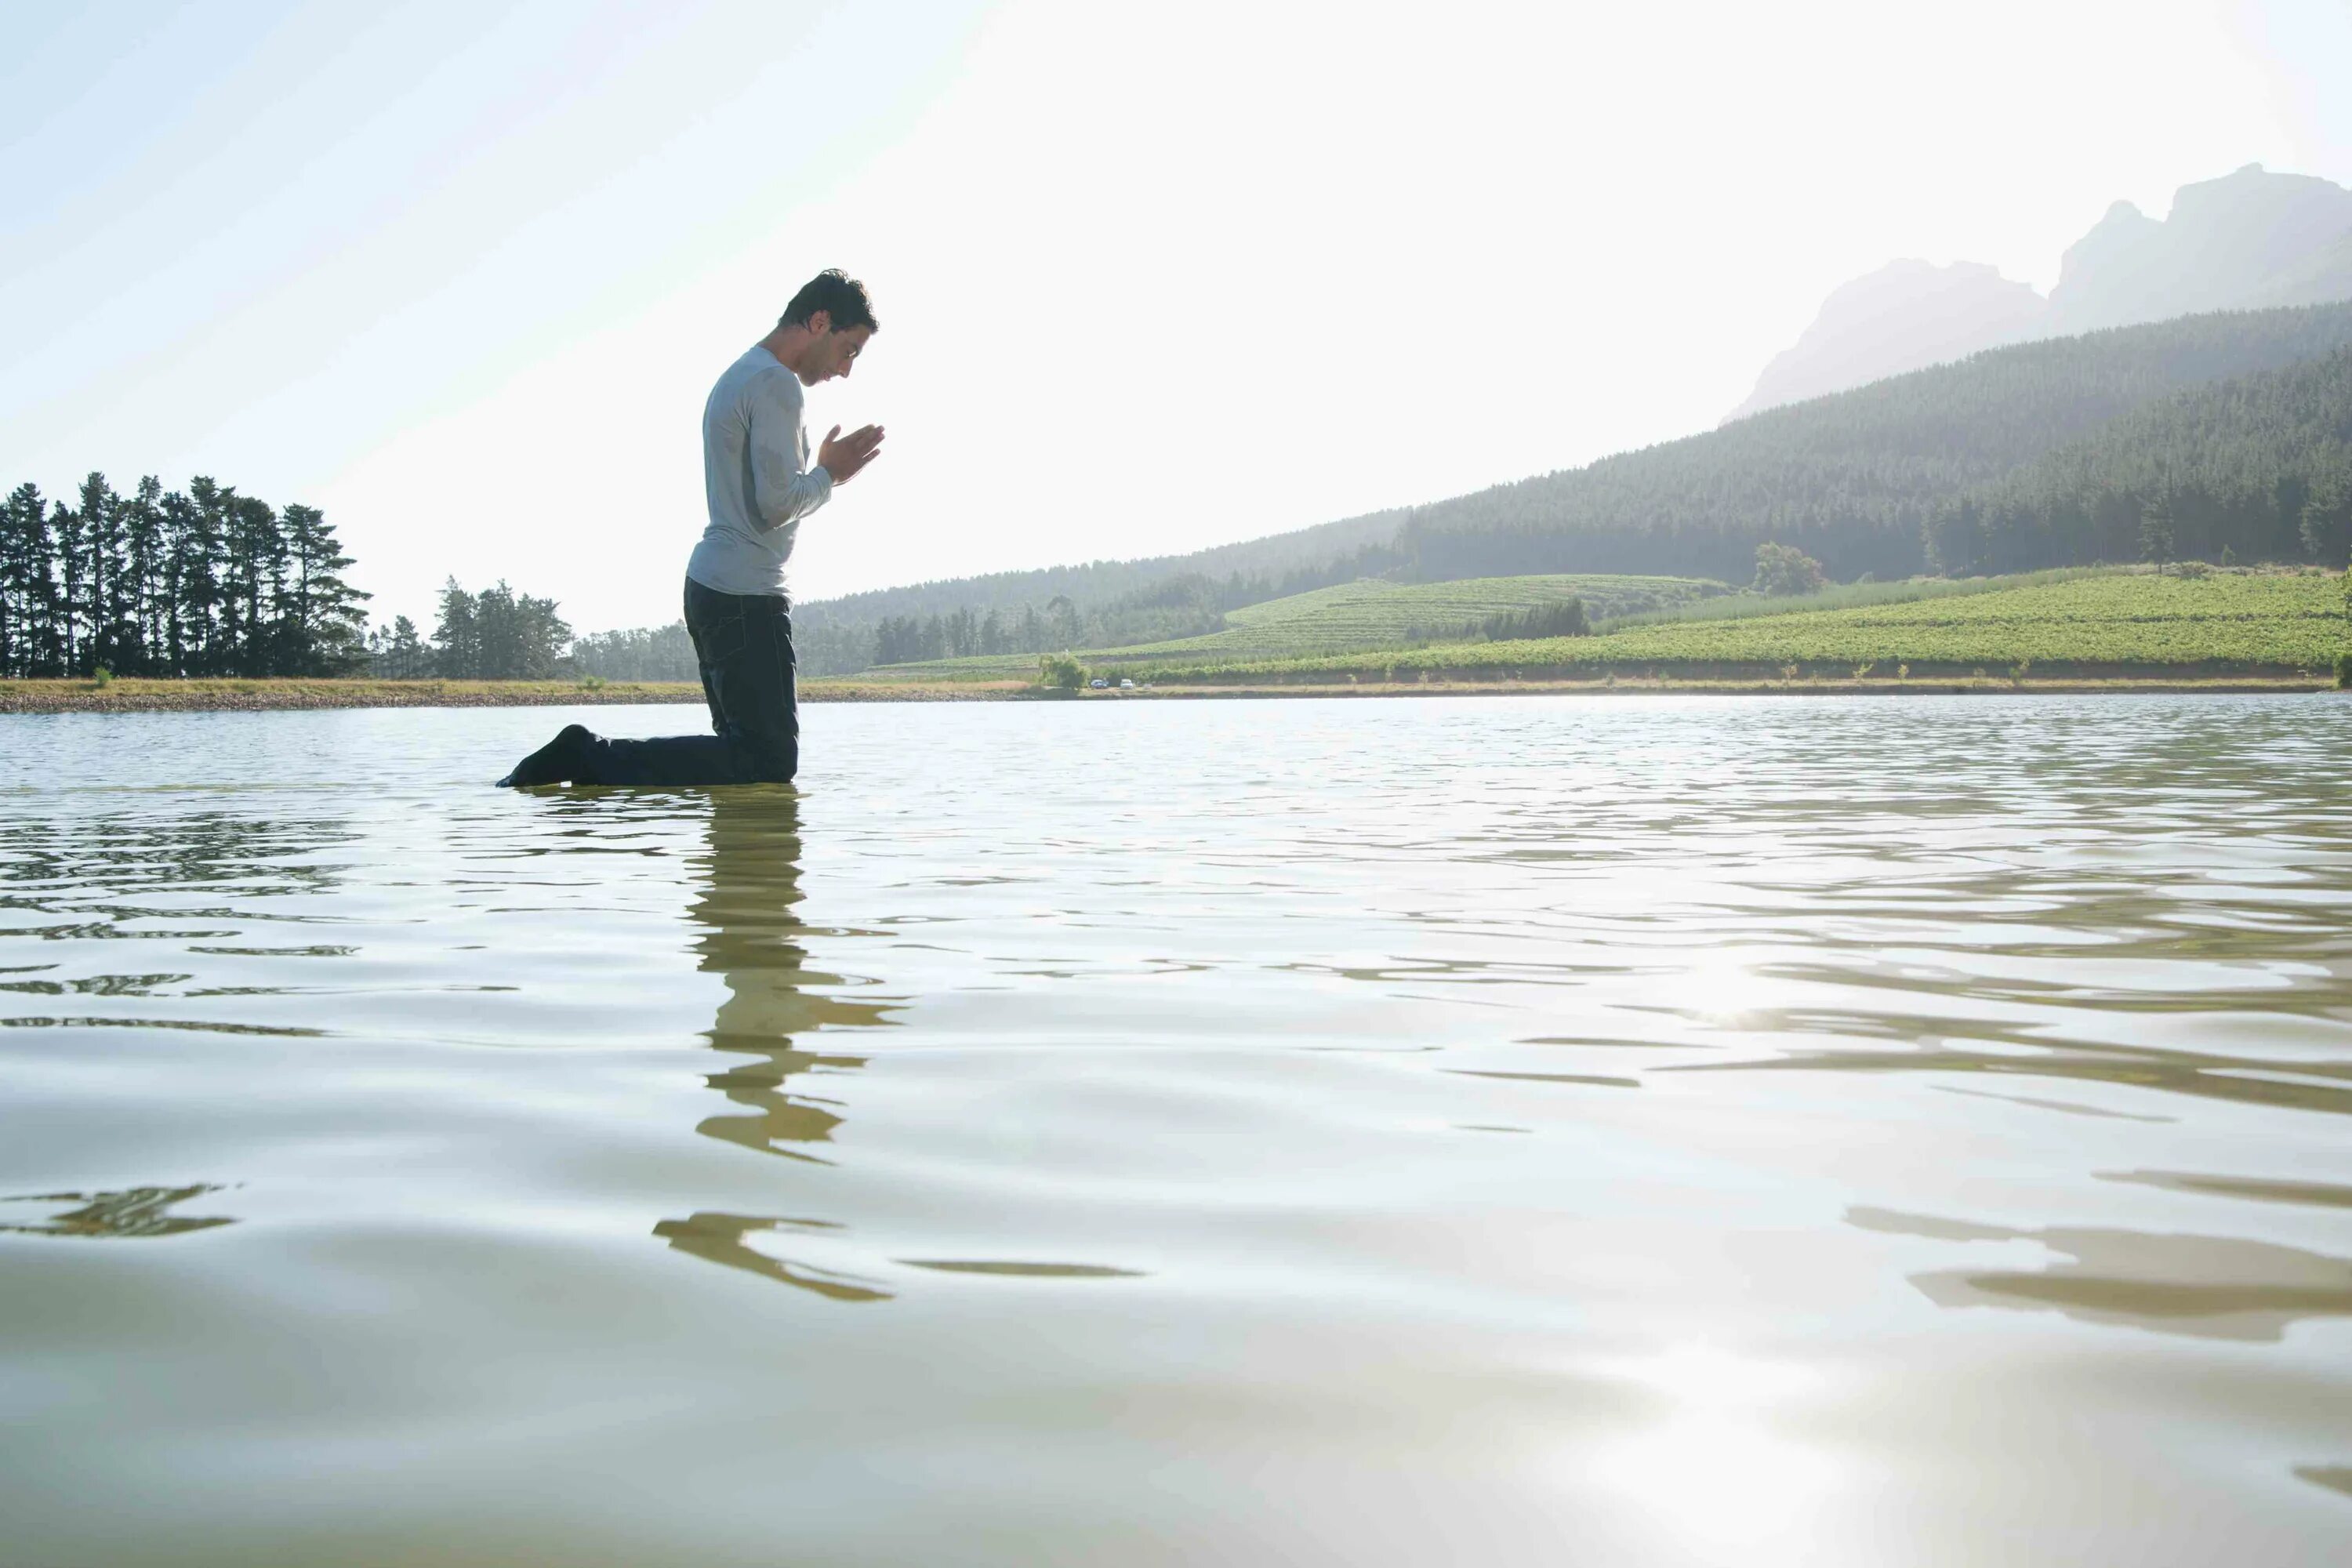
left=745, top=389, right=833, bottom=534
left=745, top=376, right=884, bottom=535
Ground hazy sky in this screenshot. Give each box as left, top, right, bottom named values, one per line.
left=5, top=0, right=2349, bottom=632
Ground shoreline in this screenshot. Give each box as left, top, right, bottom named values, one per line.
left=2, top=673, right=2337, bottom=713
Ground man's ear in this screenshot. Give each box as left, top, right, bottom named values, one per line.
left=806, top=309, right=832, bottom=337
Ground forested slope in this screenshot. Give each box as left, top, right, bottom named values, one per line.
left=1926, top=347, right=2352, bottom=574
left=1394, top=303, right=2352, bottom=584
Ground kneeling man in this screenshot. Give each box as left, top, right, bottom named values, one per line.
left=499, top=268, right=884, bottom=787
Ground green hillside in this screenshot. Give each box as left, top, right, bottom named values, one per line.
left=1130, top=568, right=2349, bottom=681
left=872, top=574, right=1722, bottom=679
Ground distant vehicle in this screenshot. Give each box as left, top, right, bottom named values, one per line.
left=1118, top=678, right=1135, bottom=689
left=1088, top=677, right=1109, bottom=689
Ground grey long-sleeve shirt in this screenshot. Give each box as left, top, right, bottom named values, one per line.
left=684, top=344, right=832, bottom=599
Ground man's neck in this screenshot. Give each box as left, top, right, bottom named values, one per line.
left=758, top=325, right=814, bottom=383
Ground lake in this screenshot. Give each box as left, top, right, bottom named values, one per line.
left=3, top=694, right=2350, bottom=1566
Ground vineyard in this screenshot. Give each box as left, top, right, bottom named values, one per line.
left=1131, top=568, right=2351, bottom=681
left=871, top=574, right=1722, bottom=678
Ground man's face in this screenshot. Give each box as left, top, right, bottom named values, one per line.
left=801, top=315, right=873, bottom=384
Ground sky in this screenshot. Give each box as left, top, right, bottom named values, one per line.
left=4, top=0, right=2350, bottom=633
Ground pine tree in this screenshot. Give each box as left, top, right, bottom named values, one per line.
left=187, top=478, right=237, bottom=674
left=53, top=488, right=87, bottom=672
left=172, top=482, right=224, bottom=674
left=122, top=477, right=167, bottom=677
left=225, top=493, right=288, bottom=676
left=0, top=484, right=58, bottom=677
left=434, top=579, right=481, bottom=677
left=281, top=503, right=371, bottom=673
left=2140, top=491, right=2177, bottom=574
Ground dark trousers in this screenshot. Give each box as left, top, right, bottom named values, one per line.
left=573, top=578, right=797, bottom=786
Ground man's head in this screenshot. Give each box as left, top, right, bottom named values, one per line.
left=773, top=269, right=878, bottom=384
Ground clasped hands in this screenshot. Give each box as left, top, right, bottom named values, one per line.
left=818, top=423, right=886, bottom=485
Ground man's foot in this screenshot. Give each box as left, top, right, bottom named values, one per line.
left=496, top=724, right=594, bottom=787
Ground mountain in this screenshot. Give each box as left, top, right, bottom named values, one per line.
left=1722, top=260, right=2046, bottom=423
left=1727, top=165, right=2352, bottom=422
left=2047, top=165, right=2352, bottom=332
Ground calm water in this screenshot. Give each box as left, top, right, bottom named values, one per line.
left=3, top=695, right=2350, bottom=1566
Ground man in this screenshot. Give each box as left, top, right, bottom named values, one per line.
left=498, top=269, right=884, bottom=787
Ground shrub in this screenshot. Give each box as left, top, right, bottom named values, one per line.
left=1755, top=543, right=1827, bottom=597
left=89, top=666, right=112, bottom=688
left=2336, top=651, right=2351, bottom=689
left=1037, top=652, right=1087, bottom=691
left=578, top=673, right=608, bottom=691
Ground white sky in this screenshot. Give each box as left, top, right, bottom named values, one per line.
left=4, top=0, right=2349, bottom=633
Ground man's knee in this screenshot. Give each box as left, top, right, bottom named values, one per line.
left=733, top=726, right=797, bottom=783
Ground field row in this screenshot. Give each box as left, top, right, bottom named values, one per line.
left=1134, top=571, right=2351, bottom=678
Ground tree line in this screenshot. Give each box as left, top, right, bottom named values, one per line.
left=0, top=472, right=603, bottom=684
left=1, top=473, right=368, bottom=678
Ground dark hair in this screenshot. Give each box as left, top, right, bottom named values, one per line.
left=778, top=269, right=878, bottom=334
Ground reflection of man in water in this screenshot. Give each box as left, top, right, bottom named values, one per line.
left=499, top=270, right=885, bottom=787
left=653, top=789, right=898, bottom=1300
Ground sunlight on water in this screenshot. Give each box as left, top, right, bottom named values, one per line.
left=2, top=694, right=2350, bottom=1565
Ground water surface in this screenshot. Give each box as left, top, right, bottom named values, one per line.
left=4, top=695, right=2350, bottom=1565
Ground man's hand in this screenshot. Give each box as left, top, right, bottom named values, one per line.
left=818, top=423, right=885, bottom=485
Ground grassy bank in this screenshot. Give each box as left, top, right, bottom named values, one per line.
left=0, top=676, right=1033, bottom=713
left=2, top=669, right=2334, bottom=714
